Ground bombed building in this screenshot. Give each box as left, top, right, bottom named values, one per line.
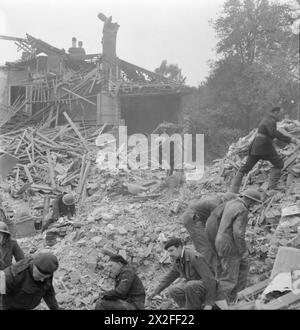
left=0, top=13, right=190, bottom=135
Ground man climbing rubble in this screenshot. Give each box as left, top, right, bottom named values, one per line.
left=182, top=192, right=237, bottom=275
left=95, top=254, right=146, bottom=310
left=215, top=189, right=261, bottom=309
left=1, top=252, right=61, bottom=310
left=231, top=106, right=299, bottom=193
left=148, top=238, right=217, bottom=310
left=42, top=193, right=76, bottom=231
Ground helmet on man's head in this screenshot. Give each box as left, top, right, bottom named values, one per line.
left=0, top=222, right=10, bottom=235
left=241, top=189, right=261, bottom=203
left=62, top=194, right=75, bottom=206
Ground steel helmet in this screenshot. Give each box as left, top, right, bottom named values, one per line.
left=241, top=189, right=261, bottom=203
left=0, top=221, right=10, bottom=235
left=62, top=194, right=75, bottom=206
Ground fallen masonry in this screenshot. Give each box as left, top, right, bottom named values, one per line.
left=1, top=119, right=300, bottom=309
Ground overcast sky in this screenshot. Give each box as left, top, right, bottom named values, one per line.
left=0, top=0, right=297, bottom=86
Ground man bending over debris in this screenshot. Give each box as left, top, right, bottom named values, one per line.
left=148, top=238, right=216, bottom=310
left=231, top=106, right=299, bottom=193
left=42, top=193, right=76, bottom=231
left=95, top=254, right=146, bottom=310
left=2, top=252, right=60, bottom=310
left=182, top=192, right=237, bottom=274
left=215, top=189, right=261, bottom=309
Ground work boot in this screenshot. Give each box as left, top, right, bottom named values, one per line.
left=267, top=168, right=282, bottom=190
left=230, top=172, right=244, bottom=193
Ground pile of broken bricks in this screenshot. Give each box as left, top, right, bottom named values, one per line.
left=1, top=119, right=300, bottom=309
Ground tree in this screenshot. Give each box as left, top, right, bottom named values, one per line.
left=206, top=0, right=298, bottom=131
left=187, top=0, right=299, bottom=161
left=154, top=60, right=186, bottom=83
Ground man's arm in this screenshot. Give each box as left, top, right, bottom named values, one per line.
left=12, top=241, right=25, bottom=262
left=232, top=210, right=248, bottom=255
left=152, top=267, right=180, bottom=296
left=43, top=283, right=59, bottom=310
left=265, top=120, right=291, bottom=143
left=104, top=269, right=134, bottom=300
left=191, top=255, right=216, bottom=306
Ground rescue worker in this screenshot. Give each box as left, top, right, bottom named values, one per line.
left=0, top=222, right=24, bottom=270
left=148, top=238, right=216, bottom=310
left=0, top=197, right=16, bottom=236
left=95, top=254, right=146, bottom=310
left=42, top=193, right=76, bottom=231
left=2, top=252, right=60, bottom=310
left=215, top=189, right=261, bottom=308
left=231, top=107, right=299, bottom=193
left=182, top=192, right=237, bottom=274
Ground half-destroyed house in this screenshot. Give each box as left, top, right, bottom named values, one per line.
left=0, top=13, right=190, bottom=135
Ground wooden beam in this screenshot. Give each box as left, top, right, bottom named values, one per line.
left=60, top=87, right=96, bottom=106
left=46, top=149, right=56, bottom=188
left=63, top=112, right=89, bottom=149
left=23, top=165, right=33, bottom=183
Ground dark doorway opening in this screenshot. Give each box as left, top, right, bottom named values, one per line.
left=121, top=94, right=181, bottom=135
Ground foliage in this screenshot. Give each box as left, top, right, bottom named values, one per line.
left=186, top=0, right=299, bottom=161
left=154, top=60, right=186, bottom=83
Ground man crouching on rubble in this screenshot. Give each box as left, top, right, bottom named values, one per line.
left=148, top=238, right=216, bottom=309
left=1, top=252, right=61, bottom=310
left=95, top=254, right=146, bottom=310
left=42, top=193, right=76, bottom=231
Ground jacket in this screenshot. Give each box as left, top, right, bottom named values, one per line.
left=3, top=257, right=59, bottom=310
left=186, top=196, right=223, bottom=225
left=103, top=265, right=146, bottom=309
left=250, top=114, right=291, bottom=156
left=215, top=198, right=249, bottom=257
left=0, top=238, right=25, bottom=270
left=52, top=194, right=76, bottom=220
left=154, top=248, right=216, bottom=305
left=205, top=202, right=227, bottom=248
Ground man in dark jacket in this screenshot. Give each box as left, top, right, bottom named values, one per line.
left=95, top=254, right=146, bottom=310
left=231, top=107, right=298, bottom=193
left=215, top=189, right=261, bottom=308
left=42, top=193, right=76, bottom=231
left=182, top=192, right=237, bottom=274
left=149, top=238, right=217, bottom=310
left=0, top=222, right=24, bottom=270
left=2, top=252, right=60, bottom=310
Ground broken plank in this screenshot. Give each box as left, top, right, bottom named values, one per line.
left=78, top=160, right=91, bottom=198
left=23, top=165, right=33, bottom=182
left=283, top=149, right=300, bottom=171
left=60, top=87, right=96, bottom=106
left=237, top=279, right=270, bottom=300
left=262, top=291, right=300, bottom=310
left=63, top=112, right=89, bottom=149
left=46, top=149, right=56, bottom=188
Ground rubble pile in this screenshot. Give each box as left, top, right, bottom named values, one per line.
left=1, top=119, right=300, bottom=309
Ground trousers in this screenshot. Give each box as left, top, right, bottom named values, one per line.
left=216, top=254, right=249, bottom=301
left=168, top=280, right=207, bottom=309
left=183, top=213, right=216, bottom=274
left=239, top=154, right=283, bottom=174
